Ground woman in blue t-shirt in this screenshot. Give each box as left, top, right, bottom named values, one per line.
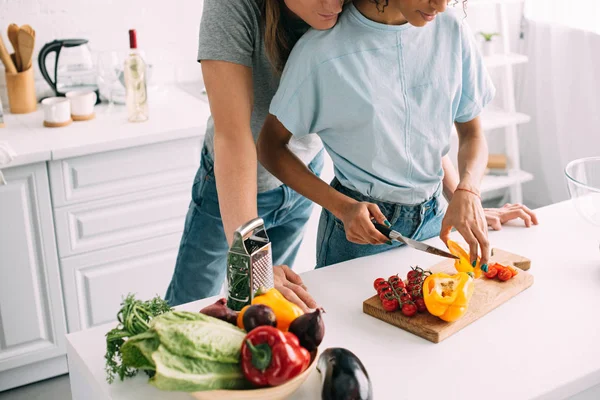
left=258, top=0, right=537, bottom=272
left=167, top=0, right=537, bottom=311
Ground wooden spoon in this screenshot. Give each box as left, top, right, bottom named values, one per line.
left=7, top=24, right=21, bottom=71
left=17, top=25, right=35, bottom=71
left=0, top=34, right=17, bottom=74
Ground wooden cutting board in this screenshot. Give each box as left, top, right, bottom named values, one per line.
left=363, top=248, right=534, bottom=343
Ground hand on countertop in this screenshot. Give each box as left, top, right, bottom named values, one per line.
left=484, top=203, right=539, bottom=230
left=274, top=265, right=318, bottom=313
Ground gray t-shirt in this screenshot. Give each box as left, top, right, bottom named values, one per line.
left=197, top=0, right=323, bottom=193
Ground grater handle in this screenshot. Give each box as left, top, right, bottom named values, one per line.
left=236, top=217, right=267, bottom=239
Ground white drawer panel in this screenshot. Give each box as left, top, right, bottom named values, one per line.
left=60, top=233, right=181, bottom=332
left=49, top=137, right=200, bottom=207
left=54, top=183, right=191, bottom=257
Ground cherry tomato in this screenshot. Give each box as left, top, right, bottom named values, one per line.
left=388, top=275, right=401, bottom=283
left=400, top=293, right=412, bottom=303
left=393, top=280, right=406, bottom=290
left=379, top=288, right=394, bottom=299
left=379, top=291, right=396, bottom=301
left=377, top=284, right=391, bottom=295
left=498, top=268, right=513, bottom=281
left=382, top=298, right=399, bottom=312
left=407, top=270, right=421, bottom=280
left=375, top=280, right=390, bottom=291
left=484, top=265, right=498, bottom=279
left=410, top=290, right=422, bottom=299
left=373, top=278, right=386, bottom=290
left=406, top=283, right=420, bottom=293
left=414, top=298, right=427, bottom=313
left=401, top=302, right=417, bottom=317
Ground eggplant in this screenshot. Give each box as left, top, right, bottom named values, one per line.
left=288, top=308, right=325, bottom=351
left=243, top=304, right=277, bottom=331
left=199, top=298, right=238, bottom=326
left=317, top=348, right=372, bottom=400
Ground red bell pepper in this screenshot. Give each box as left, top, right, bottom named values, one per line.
left=241, top=326, right=311, bottom=387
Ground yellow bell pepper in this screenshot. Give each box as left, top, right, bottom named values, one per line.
left=251, top=287, right=304, bottom=331
left=447, top=240, right=483, bottom=278
left=423, top=272, right=474, bottom=322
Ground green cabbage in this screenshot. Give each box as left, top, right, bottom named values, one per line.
left=121, top=311, right=249, bottom=392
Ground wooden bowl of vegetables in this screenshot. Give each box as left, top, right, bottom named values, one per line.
left=192, top=289, right=325, bottom=400
left=190, top=349, right=318, bottom=400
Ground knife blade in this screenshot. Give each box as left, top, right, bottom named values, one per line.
left=373, top=222, right=458, bottom=260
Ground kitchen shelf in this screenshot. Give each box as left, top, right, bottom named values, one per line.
left=480, top=108, right=531, bottom=131
left=451, top=108, right=530, bottom=135
left=484, top=53, right=529, bottom=69
left=481, top=170, right=533, bottom=194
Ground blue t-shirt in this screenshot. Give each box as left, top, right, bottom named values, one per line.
left=269, top=4, right=496, bottom=205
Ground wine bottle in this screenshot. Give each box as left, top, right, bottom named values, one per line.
left=124, top=29, right=149, bottom=122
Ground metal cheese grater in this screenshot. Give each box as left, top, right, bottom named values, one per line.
left=226, top=218, right=274, bottom=311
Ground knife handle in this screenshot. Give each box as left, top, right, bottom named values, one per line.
left=372, top=222, right=392, bottom=238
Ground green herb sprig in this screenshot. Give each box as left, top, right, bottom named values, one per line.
left=105, top=293, right=172, bottom=383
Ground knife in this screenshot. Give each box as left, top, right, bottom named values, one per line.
left=373, top=222, right=458, bottom=260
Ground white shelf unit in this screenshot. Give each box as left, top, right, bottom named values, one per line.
left=466, top=0, right=531, bottom=203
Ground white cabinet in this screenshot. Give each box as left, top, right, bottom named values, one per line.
left=60, top=233, right=182, bottom=332
left=52, top=136, right=200, bottom=332
left=0, top=163, right=68, bottom=391
left=0, top=136, right=200, bottom=391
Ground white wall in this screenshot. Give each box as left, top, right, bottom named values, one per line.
left=0, top=0, right=206, bottom=102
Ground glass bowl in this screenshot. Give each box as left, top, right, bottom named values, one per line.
left=565, top=156, right=600, bottom=227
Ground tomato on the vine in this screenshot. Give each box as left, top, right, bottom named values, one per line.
left=382, top=298, right=399, bottom=312
left=407, top=270, right=421, bottom=280
left=414, top=298, right=427, bottom=313
left=401, top=302, right=417, bottom=317
left=406, top=283, right=420, bottom=293
left=392, top=280, right=406, bottom=290
left=377, top=283, right=392, bottom=294
left=400, top=293, right=412, bottom=303
left=373, top=278, right=386, bottom=290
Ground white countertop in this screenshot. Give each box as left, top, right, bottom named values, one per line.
left=66, top=200, right=600, bottom=400
left=0, top=85, right=210, bottom=168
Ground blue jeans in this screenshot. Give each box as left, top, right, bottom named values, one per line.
left=165, top=146, right=324, bottom=306
left=316, top=178, right=445, bottom=268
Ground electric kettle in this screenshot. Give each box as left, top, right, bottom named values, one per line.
left=38, top=39, right=100, bottom=103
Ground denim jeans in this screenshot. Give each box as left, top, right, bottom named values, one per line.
left=165, top=146, right=324, bottom=306
left=316, top=178, right=445, bottom=268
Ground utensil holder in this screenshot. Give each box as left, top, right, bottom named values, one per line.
left=5, top=61, right=37, bottom=114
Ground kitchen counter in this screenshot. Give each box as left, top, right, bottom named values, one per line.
left=65, top=200, right=600, bottom=400
left=0, top=85, right=209, bottom=168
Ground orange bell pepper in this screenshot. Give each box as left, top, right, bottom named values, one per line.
left=423, top=272, right=475, bottom=322
left=447, top=240, right=483, bottom=278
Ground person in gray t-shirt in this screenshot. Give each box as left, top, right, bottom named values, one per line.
left=165, top=0, right=539, bottom=309
left=165, top=0, right=346, bottom=308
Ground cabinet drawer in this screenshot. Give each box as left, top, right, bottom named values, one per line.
left=54, top=183, right=191, bottom=258
left=49, top=137, right=201, bottom=207
left=60, top=234, right=182, bottom=332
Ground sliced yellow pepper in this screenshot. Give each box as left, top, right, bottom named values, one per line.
left=423, top=272, right=474, bottom=322
left=251, top=287, right=304, bottom=331
left=447, top=240, right=483, bottom=278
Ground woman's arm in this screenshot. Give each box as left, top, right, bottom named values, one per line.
left=202, top=60, right=258, bottom=245
left=439, top=116, right=491, bottom=266
left=258, top=115, right=389, bottom=245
